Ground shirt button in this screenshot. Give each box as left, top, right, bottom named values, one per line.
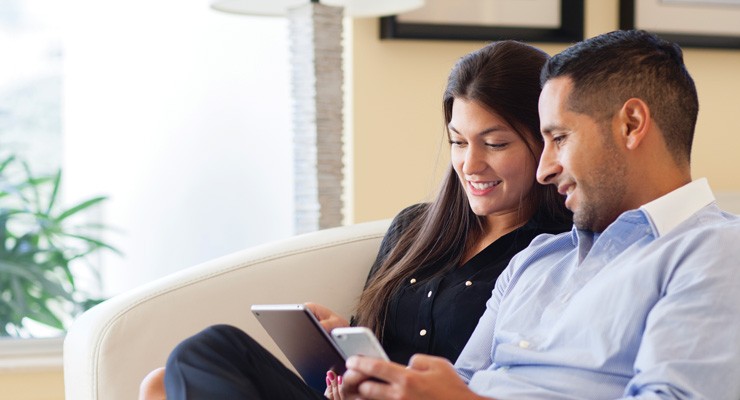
left=465, top=280, right=472, bottom=287
left=419, top=329, right=427, bottom=336
left=427, top=290, right=432, bottom=298
left=409, top=278, right=417, bottom=284
left=518, top=340, right=530, bottom=349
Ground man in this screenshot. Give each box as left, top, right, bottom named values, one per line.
left=342, top=29, right=740, bottom=400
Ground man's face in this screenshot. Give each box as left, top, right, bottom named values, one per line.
left=536, top=77, right=627, bottom=233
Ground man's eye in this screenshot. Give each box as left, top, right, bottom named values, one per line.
left=552, top=135, right=566, bottom=144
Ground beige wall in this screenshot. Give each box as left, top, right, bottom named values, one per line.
left=0, top=369, right=64, bottom=400
left=351, top=0, right=740, bottom=223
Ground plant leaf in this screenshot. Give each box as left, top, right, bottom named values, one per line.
left=45, top=170, right=62, bottom=215
left=54, top=196, right=108, bottom=222
left=0, top=155, right=120, bottom=337
left=54, top=232, right=123, bottom=256
left=0, top=155, right=16, bottom=173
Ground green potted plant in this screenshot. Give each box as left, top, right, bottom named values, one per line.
left=0, top=155, right=120, bottom=337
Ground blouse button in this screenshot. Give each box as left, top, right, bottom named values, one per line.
left=465, top=280, right=472, bottom=287
left=427, top=290, right=432, bottom=298
left=409, top=278, right=417, bottom=284
left=419, top=329, right=427, bottom=336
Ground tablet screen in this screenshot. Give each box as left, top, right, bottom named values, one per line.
left=251, top=304, right=346, bottom=392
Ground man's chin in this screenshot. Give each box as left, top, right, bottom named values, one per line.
left=563, top=192, right=577, bottom=212
left=573, top=218, right=588, bottom=231
left=573, top=213, right=612, bottom=233
left=572, top=208, right=594, bottom=231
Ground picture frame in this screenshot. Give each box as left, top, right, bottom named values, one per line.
left=380, top=0, right=584, bottom=43
left=619, top=0, right=740, bottom=49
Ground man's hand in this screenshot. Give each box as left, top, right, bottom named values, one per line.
left=304, top=302, right=350, bottom=333
left=342, top=354, right=489, bottom=400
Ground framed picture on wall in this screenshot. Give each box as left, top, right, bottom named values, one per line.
left=620, top=0, right=740, bottom=48
left=380, top=0, right=584, bottom=43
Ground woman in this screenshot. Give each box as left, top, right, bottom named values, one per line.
left=141, top=40, right=571, bottom=400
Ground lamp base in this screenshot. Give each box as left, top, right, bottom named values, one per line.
left=289, top=2, right=344, bottom=233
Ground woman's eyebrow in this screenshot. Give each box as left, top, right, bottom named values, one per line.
left=448, top=124, right=510, bottom=137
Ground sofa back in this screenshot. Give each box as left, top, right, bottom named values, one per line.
left=63, top=219, right=390, bottom=400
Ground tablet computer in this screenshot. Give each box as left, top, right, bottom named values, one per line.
left=250, top=304, right=346, bottom=392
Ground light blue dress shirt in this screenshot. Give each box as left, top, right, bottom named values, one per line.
left=455, top=179, right=740, bottom=399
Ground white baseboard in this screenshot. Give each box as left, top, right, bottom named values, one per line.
left=0, top=337, right=63, bottom=371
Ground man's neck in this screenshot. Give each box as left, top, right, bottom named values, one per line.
left=623, top=157, right=692, bottom=212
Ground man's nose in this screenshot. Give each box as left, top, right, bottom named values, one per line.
left=536, top=144, right=560, bottom=185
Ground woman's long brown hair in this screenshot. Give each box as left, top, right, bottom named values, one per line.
left=354, top=41, right=570, bottom=339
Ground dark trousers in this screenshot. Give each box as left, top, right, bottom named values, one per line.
left=164, top=324, right=327, bottom=400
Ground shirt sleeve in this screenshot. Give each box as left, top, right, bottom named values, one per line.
left=621, top=221, right=740, bottom=400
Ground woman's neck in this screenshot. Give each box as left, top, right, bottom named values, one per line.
left=485, top=210, right=530, bottom=239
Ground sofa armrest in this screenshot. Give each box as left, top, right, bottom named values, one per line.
left=63, top=219, right=390, bottom=400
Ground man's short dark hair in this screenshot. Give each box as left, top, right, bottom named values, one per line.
left=541, top=30, right=698, bottom=164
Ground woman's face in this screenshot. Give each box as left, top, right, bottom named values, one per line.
left=449, top=98, right=538, bottom=219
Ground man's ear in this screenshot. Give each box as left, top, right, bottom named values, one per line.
left=618, top=98, right=650, bottom=150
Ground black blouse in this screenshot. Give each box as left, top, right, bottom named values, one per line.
left=364, top=204, right=571, bottom=365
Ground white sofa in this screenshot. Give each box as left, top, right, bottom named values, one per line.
left=63, top=219, right=390, bottom=400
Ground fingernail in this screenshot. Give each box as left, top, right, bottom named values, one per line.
left=338, top=375, right=343, bottom=385
left=327, top=370, right=336, bottom=380
left=326, top=376, right=332, bottom=386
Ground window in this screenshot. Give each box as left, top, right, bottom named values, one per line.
left=0, top=0, right=61, bottom=175
left=1, top=0, right=294, bottom=342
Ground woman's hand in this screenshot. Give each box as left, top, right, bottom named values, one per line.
left=324, top=370, right=344, bottom=399
left=305, top=302, right=350, bottom=333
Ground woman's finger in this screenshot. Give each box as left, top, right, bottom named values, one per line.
left=325, top=376, right=333, bottom=399
left=332, top=378, right=342, bottom=400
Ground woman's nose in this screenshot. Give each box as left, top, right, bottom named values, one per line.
left=462, top=145, right=486, bottom=175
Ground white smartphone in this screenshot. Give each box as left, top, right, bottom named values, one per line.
left=331, top=327, right=390, bottom=361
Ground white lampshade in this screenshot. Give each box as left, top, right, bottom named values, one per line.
left=209, top=0, right=424, bottom=17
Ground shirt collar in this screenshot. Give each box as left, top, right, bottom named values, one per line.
left=569, top=178, right=716, bottom=244
left=639, top=178, right=715, bottom=237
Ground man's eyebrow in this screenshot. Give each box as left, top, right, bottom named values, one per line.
left=540, top=124, right=564, bottom=136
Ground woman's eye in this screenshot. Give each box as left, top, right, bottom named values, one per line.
left=449, top=140, right=466, bottom=147
left=486, top=143, right=508, bottom=149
